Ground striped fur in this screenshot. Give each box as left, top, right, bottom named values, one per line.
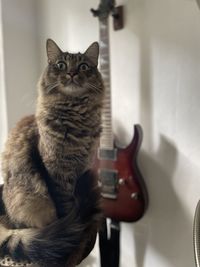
left=0, top=40, right=104, bottom=266
left=0, top=170, right=101, bottom=266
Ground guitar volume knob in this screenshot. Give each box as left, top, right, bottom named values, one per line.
left=131, top=192, right=139, bottom=200
left=119, top=178, right=125, bottom=185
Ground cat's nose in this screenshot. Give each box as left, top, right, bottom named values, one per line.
left=67, top=71, right=78, bottom=77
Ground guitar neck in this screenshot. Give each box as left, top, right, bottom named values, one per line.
left=99, top=17, right=114, bottom=150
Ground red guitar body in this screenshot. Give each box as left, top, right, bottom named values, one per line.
left=94, top=125, right=148, bottom=222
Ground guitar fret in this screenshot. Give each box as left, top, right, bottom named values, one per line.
left=100, top=52, right=109, bottom=57
left=100, top=66, right=110, bottom=71
left=102, top=78, right=109, bottom=82
left=102, top=105, right=111, bottom=108
left=102, top=133, right=113, bottom=135
left=99, top=18, right=114, bottom=149
left=104, top=90, right=111, bottom=94
left=102, top=112, right=111, bottom=115
left=102, top=127, right=112, bottom=130
left=101, top=67, right=109, bottom=71
left=102, top=108, right=111, bottom=111
left=101, top=125, right=112, bottom=129
left=102, top=113, right=112, bottom=116
left=102, top=115, right=112, bottom=118
left=101, top=134, right=113, bottom=138
left=103, top=120, right=112, bottom=123
left=102, top=108, right=112, bottom=112
left=101, top=138, right=113, bottom=140
left=102, top=116, right=111, bottom=121
left=102, top=118, right=112, bottom=121
left=102, top=125, right=112, bottom=128
left=100, top=66, right=109, bottom=71
left=102, top=122, right=112, bottom=125
left=103, top=105, right=111, bottom=107
left=101, top=126, right=113, bottom=130
left=100, top=59, right=108, bottom=65
left=103, top=77, right=109, bottom=81
left=103, top=83, right=110, bottom=87
left=101, top=135, right=113, bottom=138
left=104, top=95, right=111, bottom=100
left=103, top=106, right=111, bottom=109
left=101, top=71, right=109, bottom=76
left=102, top=103, right=111, bottom=106
left=103, top=95, right=111, bottom=99
left=100, top=138, right=113, bottom=142
left=102, top=120, right=112, bottom=123
left=103, top=100, right=111, bottom=103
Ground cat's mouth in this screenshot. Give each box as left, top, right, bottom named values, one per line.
left=61, top=78, right=82, bottom=93
left=65, top=77, right=80, bottom=87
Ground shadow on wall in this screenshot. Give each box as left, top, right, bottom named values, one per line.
left=131, top=0, right=197, bottom=266
left=135, top=137, right=193, bottom=267
left=77, top=245, right=98, bottom=267
left=115, top=120, right=193, bottom=267
left=78, top=254, right=97, bottom=267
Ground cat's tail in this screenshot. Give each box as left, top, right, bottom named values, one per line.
left=0, top=171, right=101, bottom=266
left=0, top=208, right=86, bottom=265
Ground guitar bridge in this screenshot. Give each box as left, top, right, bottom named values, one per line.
left=99, top=169, right=118, bottom=199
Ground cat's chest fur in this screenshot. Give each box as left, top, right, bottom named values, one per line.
left=37, top=96, right=102, bottom=181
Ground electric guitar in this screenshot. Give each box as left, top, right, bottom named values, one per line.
left=91, top=0, right=148, bottom=222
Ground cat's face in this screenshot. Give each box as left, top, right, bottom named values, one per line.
left=41, top=39, right=103, bottom=96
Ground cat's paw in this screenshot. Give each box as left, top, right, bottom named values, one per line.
left=7, top=194, right=57, bottom=228
left=0, top=256, right=32, bottom=267
left=21, top=196, right=57, bottom=228
left=0, top=225, right=12, bottom=246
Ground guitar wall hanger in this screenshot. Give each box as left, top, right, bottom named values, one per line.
left=91, top=1, right=124, bottom=31
left=112, top=6, right=124, bottom=30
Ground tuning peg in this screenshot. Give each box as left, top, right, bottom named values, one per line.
left=90, top=8, right=100, bottom=17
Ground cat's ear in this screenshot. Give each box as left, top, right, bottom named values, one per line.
left=84, top=42, right=99, bottom=66
left=46, top=39, right=62, bottom=63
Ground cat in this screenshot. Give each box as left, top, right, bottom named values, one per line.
left=0, top=39, right=104, bottom=267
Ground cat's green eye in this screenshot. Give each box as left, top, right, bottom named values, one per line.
left=57, top=61, right=66, bottom=71
left=79, top=63, right=89, bottom=71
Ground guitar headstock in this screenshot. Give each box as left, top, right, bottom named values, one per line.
left=91, top=0, right=116, bottom=20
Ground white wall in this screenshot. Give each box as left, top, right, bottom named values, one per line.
left=1, top=0, right=39, bottom=130
left=0, top=0, right=7, bottom=184
left=0, top=0, right=7, bottom=153
left=2, top=0, right=200, bottom=266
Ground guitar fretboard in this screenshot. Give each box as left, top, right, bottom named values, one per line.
left=99, top=17, right=114, bottom=150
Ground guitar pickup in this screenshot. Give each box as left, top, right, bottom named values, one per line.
left=99, top=169, right=118, bottom=199
left=98, top=148, right=117, bottom=161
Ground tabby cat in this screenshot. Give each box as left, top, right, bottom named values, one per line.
left=0, top=39, right=104, bottom=267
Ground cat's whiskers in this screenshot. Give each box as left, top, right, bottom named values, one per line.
left=46, top=82, right=60, bottom=93
left=86, top=82, right=101, bottom=93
